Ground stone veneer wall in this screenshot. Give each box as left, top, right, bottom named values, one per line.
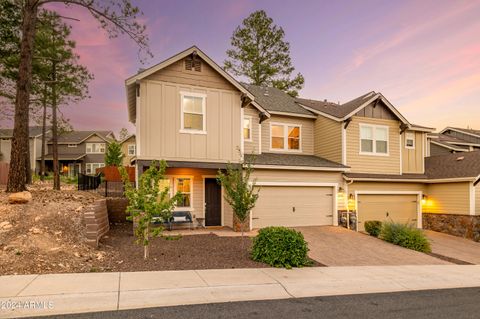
left=106, top=197, right=129, bottom=223
left=423, top=213, right=480, bottom=242
left=84, top=199, right=110, bottom=247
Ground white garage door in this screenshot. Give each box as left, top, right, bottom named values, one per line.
left=357, top=194, right=419, bottom=232
left=252, top=186, right=334, bottom=229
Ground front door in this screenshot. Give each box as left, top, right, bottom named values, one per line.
left=205, top=178, right=221, bottom=226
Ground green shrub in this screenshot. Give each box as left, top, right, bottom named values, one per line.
left=364, top=221, right=382, bottom=237
left=251, top=227, right=310, bottom=268
left=380, top=222, right=431, bottom=253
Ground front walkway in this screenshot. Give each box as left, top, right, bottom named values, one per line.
left=1, top=265, right=480, bottom=318
left=426, top=230, right=480, bottom=264
left=296, top=226, right=449, bottom=266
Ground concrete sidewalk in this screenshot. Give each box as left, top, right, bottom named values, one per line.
left=2, top=265, right=480, bottom=318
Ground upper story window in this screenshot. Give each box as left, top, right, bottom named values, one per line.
left=180, top=92, right=206, bottom=134
left=270, top=123, right=301, bottom=151
left=86, top=142, right=105, bottom=154
left=127, top=144, right=136, bottom=156
left=243, top=116, right=252, bottom=141
left=405, top=132, right=415, bottom=149
left=360, top=124, right=388, bottom=155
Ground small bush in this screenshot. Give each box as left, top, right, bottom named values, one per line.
left=251, top=227, right=310, bottom=268
left=380, top=222, right=431, bottom=253
left=364, top=221, right=382, bottom=237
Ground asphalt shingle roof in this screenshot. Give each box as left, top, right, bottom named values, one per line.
left=0, top=126, right=51, bottom=138
left=425, top=151, right=480, bottom=180
left=242, top=84, right=314, bottom=116
left=54, top=131, right=113, bottom=144
left=247, top=152, right=347, bottom=169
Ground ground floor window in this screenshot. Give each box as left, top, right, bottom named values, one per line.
left=158, top=176, right=193, bottom=209
left=86, top=163, right=105, bottom=175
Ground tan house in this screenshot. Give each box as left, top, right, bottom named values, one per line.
left=120, top=134, right=136, bottom=166
left=125, top=46, right=480, bottom=231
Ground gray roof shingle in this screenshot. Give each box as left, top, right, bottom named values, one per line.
left=0, top=126, right=51, bottom=138
left=247, top=152, right=347, bottom=169
left=425, top=151, right=480, bottom=180
left=53, top=131, right=113, bottom=144
left=242, top=84, right=315, bottom=116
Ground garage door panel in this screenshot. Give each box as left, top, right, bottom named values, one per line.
left=357, top=194, right=418, bottom=231
left=252, top=186, right=333, bottom=228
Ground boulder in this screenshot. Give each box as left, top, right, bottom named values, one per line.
left=8, top=191, right=32, bottom=204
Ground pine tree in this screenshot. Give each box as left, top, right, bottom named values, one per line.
left=105, top=141, right=124, bottom=167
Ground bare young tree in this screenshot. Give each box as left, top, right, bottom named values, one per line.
left=5, top=0, right=151, bottom=192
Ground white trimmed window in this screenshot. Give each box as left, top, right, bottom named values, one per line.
left=180, top=92, right=206, bottom=133
left=127, top=144, right=136, bottom=156
left=360, top=124, right=388, bottom=155
left=405, top=132, right=415, bottom=149
left=67, top=144, right=77, bottom=148
left=270, top=123, right=301, bottom=151
left=86, top=163, right=105, bottom=175
left=175, top=177, right=192, bottom=208
left=243, top=116, right=252, bottom=141
left=86, top=143, right=105, bottom=154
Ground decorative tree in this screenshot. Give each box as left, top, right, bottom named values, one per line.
left=120, top=161, right=181, bottom=259
left=105, top=141, right=124, bottom=167
left=224, top=10, right=304, bottom=97
left=217, top=155, right=259, bottom=242
left=4, top=0, right=150, bottom=193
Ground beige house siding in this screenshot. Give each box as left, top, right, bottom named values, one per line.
left=314, top=116, right=342, bottom=163
left=476, top=186, right=480, bottom=215
left=145, top=57, right=237, bottom=92
left=121, top=136, right=136, bottom=166
left=243, top=105, right=261, bottom=155
left=346, top=116, right=401, bottom=174
left=138, top=80, right=241, bottom=163
left=402, top=131, right=425, bottom=174
left=260, top=115, right=315, bottom=155
left=424, top=182, right=471, bottom=215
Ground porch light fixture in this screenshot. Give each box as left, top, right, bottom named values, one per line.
left=349, top=193, right=354, bottom=200
left=421, top=194, right=428, bottom=205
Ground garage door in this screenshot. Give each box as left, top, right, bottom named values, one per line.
left=357, top=194, right=418, bottom=231
left=252, top=186, right=334, bottom=229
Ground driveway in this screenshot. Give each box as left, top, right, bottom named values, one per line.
left=425, top=230, right=480, bottom=264
left=296, top=226, right=449, bottom=266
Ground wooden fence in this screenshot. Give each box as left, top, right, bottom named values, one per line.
left=0, top=162, right=9, bottom=185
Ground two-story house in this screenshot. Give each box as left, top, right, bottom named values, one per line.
left=120, top=134, right=136, bottom=166
left=40, top=130, right=115, bottom=177
left=125, top=46, right=480, bottom=231
left=428, top=127, right=480, bottom=156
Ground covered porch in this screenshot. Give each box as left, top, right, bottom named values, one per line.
left=37, top=154, right=86, bottom=177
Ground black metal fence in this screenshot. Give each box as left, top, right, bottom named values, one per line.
left=78, top=173, right=101, bottom=191
left=97, top=181, right=129, bottom=197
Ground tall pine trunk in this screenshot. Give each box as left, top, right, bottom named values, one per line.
left=7, top=0, right=39, bottom=193
left=40, top=85, right=47, bottom=181
left=51, top=61, right=60, bottom=190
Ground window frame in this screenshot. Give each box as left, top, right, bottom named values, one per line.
left=243, top=116, right=253, bottom=142
left=127, top=143, right=136, bottom=156
left=359, top=123, right=389, bottom=156
left=86, top=142, right=106, bottom=154
left=179, top=92, right=207, bottom=134
left=85, top=163, right=105, bottom=175
left=172, top=176, right=194, bottom=210
left=405, top=132, right=415, bottom=149
left=269, top=122, right=302, bottom=152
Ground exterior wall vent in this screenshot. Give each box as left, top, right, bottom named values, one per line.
left=185, top=56, right=201, bottom=72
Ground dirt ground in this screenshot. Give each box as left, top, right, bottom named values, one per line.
left=0, top=182, right=274, bottom=275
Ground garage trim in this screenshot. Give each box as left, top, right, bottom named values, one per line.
left=354, top=190, right=423, bottom=230
left=251, top=182, right=339, bottom=230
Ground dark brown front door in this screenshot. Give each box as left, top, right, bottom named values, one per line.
left=205, top=178, right=221, bottom=226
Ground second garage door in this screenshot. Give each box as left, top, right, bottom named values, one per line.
left=252, top=186, right=334, bottom=229
left=357, top=194, right=419, bottom=231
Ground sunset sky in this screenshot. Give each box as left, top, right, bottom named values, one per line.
left=13, top=0, right=480, bottom=135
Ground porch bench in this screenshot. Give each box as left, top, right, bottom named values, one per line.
left=167, top=211, right=194, bottom=231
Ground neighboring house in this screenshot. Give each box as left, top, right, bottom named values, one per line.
left=0, top=126, right=51, bottom=174
left=119, top=134, right=136, bottom=166
left=40, top=130, right=115, bottom=177
left=428, top=127, right=480, bottom=156
left=124, top=46, right=480, bottom=231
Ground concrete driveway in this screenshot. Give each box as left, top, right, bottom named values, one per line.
left=296, top=226, right=449, bottom=266
left=426, top=230, right=480, bottom=264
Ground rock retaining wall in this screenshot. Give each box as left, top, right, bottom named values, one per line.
left=84, top=199, right=110, bottom=247
left=423, top=213, right=480, bottom=242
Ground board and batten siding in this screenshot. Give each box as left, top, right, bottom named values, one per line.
left=313, top=116, right=342, bottom=163
left=475, top=186, right=480, bottom=215
left=138, top=80, right=241, bottom=163
left=260, top=115, right=315, bottom=155
left=424, top=182, right=471, bottom=215
left=402, top=131, right=425, bottom=174
left=346, top=116, right=401, bottom=174
left=243, top=105, right=261, bottom=155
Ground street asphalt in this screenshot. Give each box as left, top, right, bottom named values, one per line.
left=34, top=287, right=480, bottom=319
